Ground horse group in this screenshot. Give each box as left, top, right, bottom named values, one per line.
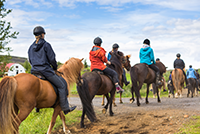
left=0, top=52, right=195, bottom=134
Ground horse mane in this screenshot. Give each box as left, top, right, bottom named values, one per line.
left=58, top=57, right=83, bottom=90
left=155, top=61, right=166, bottom=73
left=109, top=51, right=124, bottom=67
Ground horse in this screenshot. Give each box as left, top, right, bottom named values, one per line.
left=167, top=80, right=175, bottom=98
left=171, top=68, right=185, bottom=98
left=101, top=54, right=131, bottom=106
left=76, top=51, right=126, bottom=128
left=129, top=61, right=166, bottom=106
left=151, top=77, right=166, bottom=98
left=187, top=78, right=198, bottom=98
left=0, top=57, right=84, bottom=134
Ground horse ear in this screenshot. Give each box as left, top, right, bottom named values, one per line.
left=127, top=55, right=131, bottom=58
left=80, top=58, right=84, bottom=61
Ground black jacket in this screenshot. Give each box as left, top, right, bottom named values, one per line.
left=28, top=38, right=57, bottom=77
left=173, top=59, right=185, bottom=70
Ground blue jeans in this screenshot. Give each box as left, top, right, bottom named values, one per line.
left=46, top=74, right=70, bottom=111
left=103, top=67, right=119, bottom=83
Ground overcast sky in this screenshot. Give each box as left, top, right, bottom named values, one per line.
left=3, top=0, right=200, bottom=69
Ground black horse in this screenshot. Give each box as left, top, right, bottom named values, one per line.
left=76, top=51, right=126, bottom=128
left=129, top=62, right=166, bottom=106
left=187, top=78, right=197, bottom=98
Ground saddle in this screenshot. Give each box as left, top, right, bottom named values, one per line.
left=31, top=71, right=59, bottom=108
left=92, top=69, right=114, bottom=82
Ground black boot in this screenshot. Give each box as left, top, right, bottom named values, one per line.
left=156, top=72, right=162, bottom=87
left=64, top=106, right=77, bottom=115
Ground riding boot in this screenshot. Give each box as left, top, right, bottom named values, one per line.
left=122, top=69, right=130, bottom=86
left=156, top=72, right=162, bottom=87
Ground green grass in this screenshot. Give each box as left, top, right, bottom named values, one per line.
left=19, top=108, right=82, bottom=134
left=178, top=116, right=200, bottom=134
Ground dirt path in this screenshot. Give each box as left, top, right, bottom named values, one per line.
left=53, top=89, right=200, bottom=134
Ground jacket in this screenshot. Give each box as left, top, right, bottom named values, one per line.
left=28, top=38, right=57, bottom=77
left=173, top=59, right=185, bottom=70
left=107, top=51, right=112, bottom=61
left=139, top=45, right=155, bottom=65
left=89, top=46, right=108, bottom=71
left=186, top=68, right=197, bottom=79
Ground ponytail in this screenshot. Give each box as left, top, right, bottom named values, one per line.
left=35, top=35, right=42, bottom=44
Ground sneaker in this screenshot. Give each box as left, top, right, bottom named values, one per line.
left=64, top=106, right=77, bottom=115
left=116, top=86, right=124, bottom=93
left=125, top=81, right=130, bottom=86
left=163, top=89, right=167, bottom=92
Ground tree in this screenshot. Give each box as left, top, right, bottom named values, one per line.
left=23, top=60, right=31, bottom=73
left=84, top=59, right=88, bottom=68
left=0, top=0, right=19, bottom=75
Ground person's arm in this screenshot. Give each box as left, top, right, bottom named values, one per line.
left=182, top=60, right=185, bottom=69
left=173, top=60, right=176, bottom=68
left=45, top=43, right=57, bottom=70
left=100, top=50, right=108, bottom=63
left=107, top=52, right=111, bottom=61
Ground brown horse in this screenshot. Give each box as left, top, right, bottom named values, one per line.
left=130, top=62, right=166, bottom=106
left=171, top=68, right=185, bottom=98
left=0, top=57, right=83, bottom=134
left=101, top=54, right=131, bottom=106
left=76, top=51, right=125, bottom=128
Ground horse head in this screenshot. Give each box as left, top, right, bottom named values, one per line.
left=110, top=51, right=125, bottom=65
left=123, top=55, right=131, bottom=71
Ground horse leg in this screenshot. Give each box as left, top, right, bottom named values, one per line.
left=146, top=84, right=150, bottom=104
left=102, top=93, right=109, bottom=114
left=119, top=92, right=123, bottom=104
left=80, top=107, right=86, bottom=128
left=58, top=111, right=71, bottom=134
left=109, top=90, right=115, bottom=116
left=113, top=94, right=117, bottom=107
left=130, top=85, right=135, bottom=103
left=101, top=95, right=105, bottom=106
left=156, top=86, right=161, bottom=103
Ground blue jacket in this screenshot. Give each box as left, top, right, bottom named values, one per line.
left=139, top=45, right=155, bottom=65
left=186, top=68, right=197, bottom=79
left=107, top=51, right=111, bottom=61
left=28, top=38, right=57, bottom=77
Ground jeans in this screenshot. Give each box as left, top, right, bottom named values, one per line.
left=103, top=67, right=119, bottom=83
left=46, top=74, right=70, bottom=111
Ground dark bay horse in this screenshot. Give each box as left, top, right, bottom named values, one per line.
left=0, top=58, right=83, bottom=134
left=187, top=78, right=198, bottom=98
left=76, top=51, right=125, bottom=128
left=171, top=68, right=185, bottom=98
left=130, top=62, right=166, bottom=106
left=101, top=54, right=131, bottom=106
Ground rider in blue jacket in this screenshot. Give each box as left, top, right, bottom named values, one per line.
left=139, top=39, right=161, bottom=86
left=28, top=26, right=76, bottom=115
left=187, top=65, right=199, bottom=91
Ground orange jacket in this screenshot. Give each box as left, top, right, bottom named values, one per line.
left=89, top=46, right=108, bottom=71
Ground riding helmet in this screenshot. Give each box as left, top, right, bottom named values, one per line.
left=33, top=26, right=45, bottom=36
left=156, top=58, right=160, bottom=61
left=176, top=53, right=181, bottom=57
left=143, top=39, right=150, bottom=45
left=112, top=43, right=119, bottom=49
left=189, top=65, right=192, bottom=68
left=93, top=37, right=102, bottom=46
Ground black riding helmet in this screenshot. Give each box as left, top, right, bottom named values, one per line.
left=156, top=58, right=160, bottom=61
left=176, top=53, right=181, bottom=57
left=33, top=26, right=45, bottom=36
left=112, top=43, right=119, bottom=49
left=143, top=39, right=150, bottom=45
left=93, top=37, right=102, bottom=46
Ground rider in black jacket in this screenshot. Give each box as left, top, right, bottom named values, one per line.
left=173, top=53, right=188, bottom=85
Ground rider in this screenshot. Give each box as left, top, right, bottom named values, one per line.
left=89, top=37, right=124, bottom=93
left=196, top=70, right=199, bottom=79
left=186, top=65, right=199, bottom=91
left=156, top=58, right=166, bottom=92
left=139, top=39, right=161, bottom=86
left=28, top=26, right=76, bottom=115
left=107, top=43, right=130, bottom=86
left=173, top=53, right=188, bottom=86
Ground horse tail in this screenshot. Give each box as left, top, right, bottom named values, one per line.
left=173, top=69, right=180, bottom=92
left=77, top=78, right=96, bottom=122
left=130, top=66, right=141, bottom=98
left=0, top=76, right=18, bottom=134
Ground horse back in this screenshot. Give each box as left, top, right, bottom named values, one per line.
left=172, top=68, right=185, bottom=91
left=14, top=73, right=57, bottom=108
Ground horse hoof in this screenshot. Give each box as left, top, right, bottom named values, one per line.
left=66, top=130, right=71, bottom=134
left=101, top=103, right=104, bottom=106
left=110, top=113, right=114, bottom=116
left=130, top=99, right=134, bottom=104
left=120, top=101, right=123, bottom=104
left=146, top=101, right=149, bottom=104
left=158, top=100, right=161, bottom=103
left=113, top=103, right=117, bottom=107
left=102, top=108, right=107, bottom=114
left=137, top=103, right=140, bottom=106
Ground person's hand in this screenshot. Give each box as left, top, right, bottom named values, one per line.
left=107, top=61, right=111, bottom=65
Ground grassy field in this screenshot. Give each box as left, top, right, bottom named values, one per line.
left=1, top=69, right=200, bottom=133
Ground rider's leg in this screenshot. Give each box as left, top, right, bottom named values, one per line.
left=103, top=67, right=124, bottom=93
left=149, top=64, right=162, bottom=86
left=181, top=69, right=188, bottom=85
left=122, top=68, right=130, bottom=86
left=46, top=74, right=76, bottom=115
